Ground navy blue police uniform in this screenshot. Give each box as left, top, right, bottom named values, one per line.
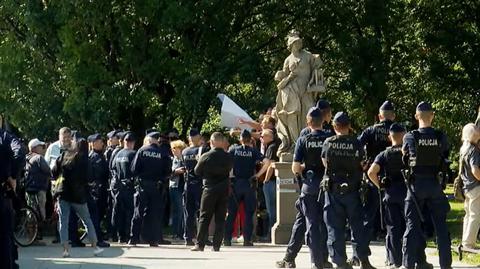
left=0, top=128, right=24, bottom=269
left=293, top=109, right=330, bottom=268
left=104, top=130, right=121, bottom=240
left=224, top=130, right=264, bottom=245
left=356, top=101, right=395, bottom=257
left=402, top=102, right=451, bottom=269
left=182, top=129, right=203, bottom=245
left=300, top=99, right=334, bottom=138
left=130, top=132, right=172, bottom=245
left=322, top=112, right=373, bottom=269
left=371, top=124, right=407, bottom=267
left=87, top=134, right=110, bottom=245
left=111, top=132, right=137, bottom=243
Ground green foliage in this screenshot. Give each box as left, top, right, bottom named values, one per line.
left=0, top=0, right=478, bottom=158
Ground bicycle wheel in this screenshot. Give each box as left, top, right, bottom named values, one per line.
left=14, top=206, right=39, bottom=247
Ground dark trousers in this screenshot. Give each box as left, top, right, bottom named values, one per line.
left=299, top=193, right=328, bottom=265
left=112, top=184, right=134, bottom=242
left=403, top=179, right=451, bottom=269
left=324, top=191, right=371, bottom=266
left=285, top=201, right=306, bottom=260
left=385, top=199, right=406, bottom=267
left=224, top=180, right=256, bottom=242
left=0, top=193, right=18, bottom=269
left=353, top=183, right=380, bottom=259
left=130, top=181, right=166, bottom=244
left=183, top=183, right=202, bottom=241
left=196, top=185, right=229, bottom=248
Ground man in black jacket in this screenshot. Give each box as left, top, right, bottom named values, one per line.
left=191, top=132, right=233, bottom=252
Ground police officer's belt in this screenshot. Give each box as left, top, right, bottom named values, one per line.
left=329, top=182, right=359, bottom=195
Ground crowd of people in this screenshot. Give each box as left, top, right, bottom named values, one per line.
left=1, top=101, right=480, bottom=269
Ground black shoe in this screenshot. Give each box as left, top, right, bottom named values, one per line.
left=191, top=245, right=204, bottom=252
left=359, top=259, right=376, bottom=269
left=212, top=247, right=220, bottom=252
left=97, top=241, right=110, bottom=248
left=52, top=238, right=60, bottom=244
left=205, top=240, right=213, bottom=246
left=185, top=240, right=195, bottom=246
left=223, top=240, right=231, bottom=246
left=312, top=263, right=323, bottom=269
left=127, top=239, right=137, bottom=246
left=324, top=261, right=333, bottom=268
left=71, top=241, right=86, bottom=248
left=149, top=243, right=159, bottom=247
left=243, top=240, right=254, bottom=247
left=347, top=257, right=360, bottom=267
left=276, top=259, right=296, bottom=268
left=415, top=262, right=433, bottom=269
left=159, top=239, right=171, bottom=245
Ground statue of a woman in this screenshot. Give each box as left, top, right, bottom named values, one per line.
left=274, top=30, right=324, bottom=155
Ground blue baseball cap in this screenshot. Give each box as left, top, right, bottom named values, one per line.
left=316, top=99, right=331, bottom=110
left=333, top=112, right=350, bottom=125
left=416, top=101, right=433, bottom=112
left=380, top=101, right=394, bottom=111
left=389, top=123, right=406, bottom=133
left=307, top=107, right=322, bottom=118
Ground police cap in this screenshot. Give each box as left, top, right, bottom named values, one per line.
left=389, top=123, right=406, bottom=133
left=189, top=128, right=200, bottom=137
left=316, top=99, right=331, bottom=110
left=416, top=101, right=433, bottom=112
left=146, top=131, right=161, bottom=140
left=145, top=128, right=158, bottom=136
left=380, top=101, right=394, bottom=111
left=307, top=107, right=322, bottom=118
left=333, top=112, right=350, bottom=125
left=240, top=129, right=251, bottom=139
left=123, top=131, right=136, bottom=142
left=88, top=133, right=102, bottom=143
left=107, top=130, right=121, bottom=139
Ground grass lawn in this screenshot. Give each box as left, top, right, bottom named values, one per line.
left=426, top=185, right=480, bottom=265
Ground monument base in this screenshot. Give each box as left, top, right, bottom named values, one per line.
left=271, top=161, right=298, bottom=245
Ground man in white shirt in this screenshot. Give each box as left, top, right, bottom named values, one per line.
left=45, top=127, right=73, bottom=169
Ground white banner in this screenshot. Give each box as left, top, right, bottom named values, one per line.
left=217, top=94, right=254, bottom=130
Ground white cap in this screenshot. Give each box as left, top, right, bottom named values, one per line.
left=28, top=138, right=45, bottom=150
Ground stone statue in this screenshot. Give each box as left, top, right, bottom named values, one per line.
left=273, top=30, right=326, bottom=156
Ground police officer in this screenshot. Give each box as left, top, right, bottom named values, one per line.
left=321, top=112, right=375, bottom=269
left=105, top=130, right=121, bottom=165
left=182, top=128, right=203, bottom=246
left=402, top=102, right=451, bottom=269
left=191, top=132, right=233, bottom=252
left=111, top=132, right=137, bottom=243
left=87, top=134, right=110, bottom=247
left=224, top=129, right=270, bottom=247
left=300, top=99, right=334, bottom=137
left=277, top=107, right=333, bottom=269
left=288, top=107, right=329, bottom=269
left=104, top=130, right=120, bottom=240
left=367, top=123, right=407, bottom=268
left=0, top=125, right=24, bottom=269
left=351, top=101, right=396, bottom=265
left=129, top=131, right=172, bottom=247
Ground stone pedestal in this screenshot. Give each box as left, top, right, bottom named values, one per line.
left=271, top=158, right=298, bottom=244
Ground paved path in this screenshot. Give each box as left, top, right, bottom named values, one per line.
left=19, top=241, right=475, bottom=269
